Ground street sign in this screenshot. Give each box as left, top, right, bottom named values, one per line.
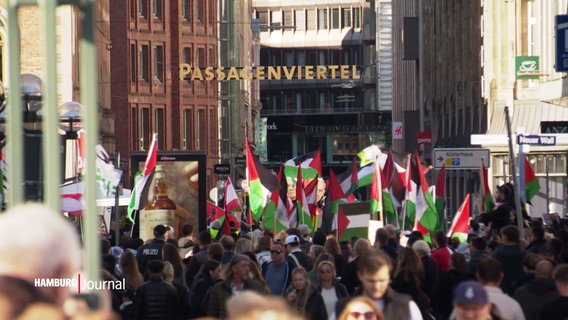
left=517, top=134, right=556, bottom=146
left=433, top=148, right=490, bottom=170
left=235, top=156, right=246, bottom=165
left=556, top=15, right=568, bottom=72
left=214, top=164, right=230, bottom=175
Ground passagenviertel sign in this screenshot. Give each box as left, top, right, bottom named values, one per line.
left=179, top=64, right=360, bottom=81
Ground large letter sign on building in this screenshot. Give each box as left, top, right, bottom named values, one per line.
left=556, top=15, right=568, bottom=72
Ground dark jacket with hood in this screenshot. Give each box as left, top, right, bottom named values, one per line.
left=513, top=278, right=559, bottom=320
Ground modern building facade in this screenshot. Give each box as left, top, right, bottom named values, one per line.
left=393, top=0, right=568, bottom=219
left=472, top=0, right=568, bottom=218
left=252, top=0, right=387, bottom=173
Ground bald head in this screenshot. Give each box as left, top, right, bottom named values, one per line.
left=535, top=260, right=555, bottom=279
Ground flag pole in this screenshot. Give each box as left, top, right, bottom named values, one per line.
left=504, top=106, right=525, bottom=238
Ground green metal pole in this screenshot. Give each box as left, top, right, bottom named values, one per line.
left=40, top=0, right=61, bottom=212
left=79, top=0, right=101, bottom=287
left=6, top=0, right=25, bottom=207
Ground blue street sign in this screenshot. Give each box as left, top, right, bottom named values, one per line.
left=556, top=15, right=568, bottom=72
left=517, top=134, right=557, bottom=146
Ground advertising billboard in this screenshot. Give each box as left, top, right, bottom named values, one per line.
left=130, top=151, right=207, bottom=240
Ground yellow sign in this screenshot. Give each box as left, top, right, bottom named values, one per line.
left=179, top=64, right=360, bottom=81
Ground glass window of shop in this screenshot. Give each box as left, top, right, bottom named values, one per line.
left=492, top=154, right=567, bottom=217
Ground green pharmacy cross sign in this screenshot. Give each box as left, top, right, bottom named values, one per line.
left=516, top=56, right=540, bottom=80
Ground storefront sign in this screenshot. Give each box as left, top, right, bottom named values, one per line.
left=417, top=131, right=432, bottom=145
left=179, top=64, right=360, bottom=81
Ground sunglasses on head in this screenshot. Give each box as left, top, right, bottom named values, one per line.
left=350, top=311, right=376, bottom=320
left=270, top=250, right=283, bottom=254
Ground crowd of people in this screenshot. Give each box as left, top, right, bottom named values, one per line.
left=2, top=184, right=568, bottom=320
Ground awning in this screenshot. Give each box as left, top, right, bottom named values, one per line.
left=487, top=100, right=568, bottom=135
left=260, top=28, right=352, bottom=49
left=61, top=181, right=132, bottom=212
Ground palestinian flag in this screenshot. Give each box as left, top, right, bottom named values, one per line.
left=412, top=151, right=439, bottom=232
left=401, top=154, right=416, bottom=228
left=447, top=194, right=470, bottom=243
left=323, top=168, right=348, bottom=232
left=304, top=177, right=321, bottom=227
left=284, top=150, right=322, bottom=180
left=127, top=133, right=157, bottom=222
left=337, top=202, right=371, bottom=242
left=481, top=158, right=494, bottom=212
left=357, top=163, right=375, bottom=188
left=338, top=157, right=359, bottom=196
left=296, top=165, right=313, bottom=230
left=524, top=157, right=540, bottom=203
left=207, top=200, right=225, bottom=221
left=224, top=177, right=241, bottom=214
left=384, top=151, right=406, bottom=203
left=246, top=138, right=279, bottom=222
left=371, top=161, right=398, bottom=226
left=263, top=165, right=291, bottom=233
left=358, top=144, right=386, bottom=167
left=434, top=164, right=446, bottom=231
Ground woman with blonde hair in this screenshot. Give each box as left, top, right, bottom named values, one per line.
left=315, top=260, right=349, bottom=317
left=285, top=267, right=327, bottom=320
left=235, top=237, right=253, bottom=255
left=337, top=296, right=384, bottom=320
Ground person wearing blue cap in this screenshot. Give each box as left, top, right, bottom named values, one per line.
left=450, top=280, right=499, bottom=320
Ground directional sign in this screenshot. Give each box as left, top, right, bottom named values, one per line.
left=517, top=134, right=556, bottom=146
left=433, top=148, right=490, bottom=170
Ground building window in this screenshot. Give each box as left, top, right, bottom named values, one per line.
left=153, top=45, right=164, bottom=83
left=155, top=108, right=165, bottom=147
left=208, top=1, right=215, bottom=23
left=295, top=10, right=305, bottom=31
left=195, top=0, right=204, bottom=22
left=130, top=0, right=136, bottom=20
left=183, top=109, right=194, bottom=149
left=141, top=108, right=150, bottom=150
left=130, top=44, right=137, bottom=82
left=318, top=9, right=327, bottom=30
left=342, top=8, right=351, bottom=28
left=152, top=0, right=163, bottom=19
left=331, top=8, right=340, bottom=29
left=271, top=10, right=282, bottom=26
left=353, top=7, right=361, bottom=28
left=283, top=10, right=293, bottom=27
left=182, top=0, right=191, bottom=21
left=196, top=108, right=206, bottom=150
left=257, top=10, right=268, bottom=25
left=196, top=48, right=205, bottom=68
left=140, top=45, right=149, bottom=81
left=139, top=0, right=148, bottom=19
left=131, top=107, right=138, bottom=150
left=307, top=9, right=316, bottom=30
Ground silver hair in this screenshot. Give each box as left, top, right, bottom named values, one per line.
left=0, top=204, right=82, bottom=281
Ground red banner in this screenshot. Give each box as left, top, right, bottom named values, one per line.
left=417, top=131, right=432, bottom=145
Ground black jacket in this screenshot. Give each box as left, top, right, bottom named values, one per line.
left=136, top=239, right=166, bottom=280
left=132, top=276, right=180, bottom=320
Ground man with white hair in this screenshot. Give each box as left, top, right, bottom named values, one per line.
left=412, top=240, right=439, bottom=298
left=0, top=204, right=82, bottom=309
